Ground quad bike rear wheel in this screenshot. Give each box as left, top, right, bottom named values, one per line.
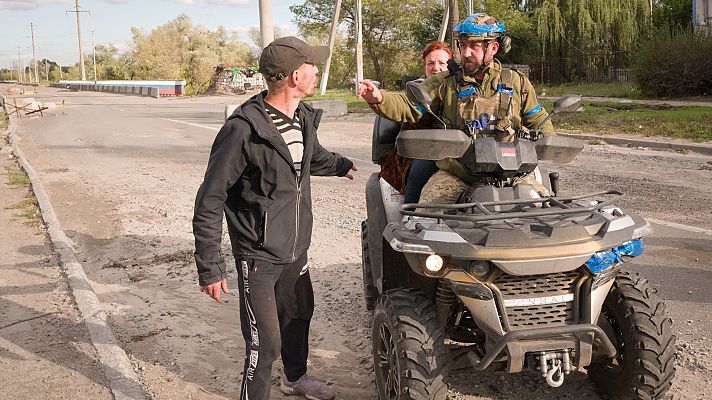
left=589, top=271, right=676, bottom=400
left=361, top=220, right=379, bottom=310
left=372, top=288, right=448, bottom=400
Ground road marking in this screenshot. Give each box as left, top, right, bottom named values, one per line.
left=161, top=118, right=219, bottom=131
left=647, top=218, right=712, bottom=236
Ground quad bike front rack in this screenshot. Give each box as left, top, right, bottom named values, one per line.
left=400, top=190, right=624, bottom=223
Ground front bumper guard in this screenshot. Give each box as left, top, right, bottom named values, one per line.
left=466, top=324, right=616, bottom=370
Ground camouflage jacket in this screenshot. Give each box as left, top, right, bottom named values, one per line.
left=370, top=60, right=554, bottom=183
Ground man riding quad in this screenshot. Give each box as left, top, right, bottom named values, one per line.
left=358, top=13, right=554, bottom=203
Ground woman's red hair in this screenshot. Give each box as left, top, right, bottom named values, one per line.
left=422, top=41, right=453, bottom=60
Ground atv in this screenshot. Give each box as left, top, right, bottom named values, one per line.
left=361, top=83, right=676, bottom=400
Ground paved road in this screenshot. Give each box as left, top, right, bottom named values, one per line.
left=2, top=83, right=711, bottom=399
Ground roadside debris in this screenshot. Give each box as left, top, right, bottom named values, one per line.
left=5, top=97, right=64, bottom=118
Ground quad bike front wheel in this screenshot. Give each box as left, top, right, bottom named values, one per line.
left=372, top=288, right=448, bottom=400
left=589, top=271, right=676, bottom=399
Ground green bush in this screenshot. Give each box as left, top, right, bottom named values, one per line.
left=632, top=29, right=712, bottom=97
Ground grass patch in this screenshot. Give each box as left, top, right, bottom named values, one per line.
left=540, top=83, right=642, bottom=99
left=6, top=197, right=36, bottom=210
left=0, top=111, right=7, bottom=130
left=7, top=196, right=42, bottom=227
left=539, top=82, right=712, bottom=102
left=5, top=168, right=31, bottom=188
left=543, top=100, right=712, bottom=142
left=4, top=166, right=43, bottom=229
left=307, top=90, right=372, bottom=113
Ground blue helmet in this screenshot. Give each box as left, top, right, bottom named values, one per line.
left=453, top=13, right=510, bottom=54
left=453, top=13, right=506, bottom=41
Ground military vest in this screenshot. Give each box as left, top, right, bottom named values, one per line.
left=437, top=64, right=521, bottom=143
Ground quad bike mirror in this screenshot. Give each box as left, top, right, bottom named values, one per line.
left=553, top=94, right=582, bottom=114
left=536, top=94, right=582, bottom=130
left=535, top=135, right=585, bottom=163
left=405, top=81, right=448, bottom=128
left=396, top=129, right=471, bottom=160
left=405, top=81, right=433, bottom=114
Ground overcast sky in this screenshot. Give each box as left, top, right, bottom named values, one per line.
left=0, top=0, right=302, bottom=69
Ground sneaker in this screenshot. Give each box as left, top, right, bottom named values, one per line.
left=280, top=374, right=335, bottom=400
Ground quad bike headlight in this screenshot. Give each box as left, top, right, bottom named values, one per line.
left=468, top=260, right=491, bottom=278
left=425, top=255, right=444, bottom=273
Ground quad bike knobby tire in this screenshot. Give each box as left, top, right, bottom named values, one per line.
left=372, top=288, right=448, bottom=400
left=361, top=220, right=379, bottom=310
left=589, top=271, right=676, bottom=400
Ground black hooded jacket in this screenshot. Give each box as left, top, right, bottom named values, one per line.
left=193, top=91, right=353, bottom=286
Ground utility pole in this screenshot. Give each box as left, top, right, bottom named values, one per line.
left=354, top=0, right=363, bottom=94
left=67, top=0, right=89, bottom=80
left=91, top=27, right=97, bottom=82
left=448, top=0, right=460, bottom=60
left=438, top=1, right=449, bottom=42
left=45, top=59, right=49, bottom=84
left=30, top=22, right=39, bottom=84
left=258, top=0, right=274, bottom=48
left=320, top=0, right=342, bottom=95
left=17, top=46, right=23, bottom=83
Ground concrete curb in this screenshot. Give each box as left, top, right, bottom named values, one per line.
left=558, top=132, right=712, bottom=156
left=2, top=96, right=147, bottom=400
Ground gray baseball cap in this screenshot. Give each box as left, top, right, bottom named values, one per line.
left=258, top=36, right=330, bottom=81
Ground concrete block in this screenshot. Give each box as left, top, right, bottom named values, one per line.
left=309, top=100, right=348, bottom=117
left=149, top=87, right=159, bottom=98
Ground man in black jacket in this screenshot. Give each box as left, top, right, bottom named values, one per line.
left=193, top=36, right=356, bottom=400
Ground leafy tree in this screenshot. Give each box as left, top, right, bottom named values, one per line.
left=291, top=0, right=439, bottom=88
left=291, top=0, right=542, bottom=87
left=633, top=27, right=712, bottom=96
left=128, top=14, right=254, bottom=94
left=94, top=45, right=131, bottom=80
left=534, top=0, right=652, bottom=79
left=248, top=25, right=286, bottom=53
left=652, top=0, right=692, bottom=31
left=469, top=0, right=540, bottom=64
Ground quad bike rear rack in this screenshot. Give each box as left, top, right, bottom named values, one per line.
left=400, top=190, right=624, bottom=223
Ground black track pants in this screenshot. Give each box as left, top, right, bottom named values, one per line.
left=237, top=253, right=313, bottom=400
